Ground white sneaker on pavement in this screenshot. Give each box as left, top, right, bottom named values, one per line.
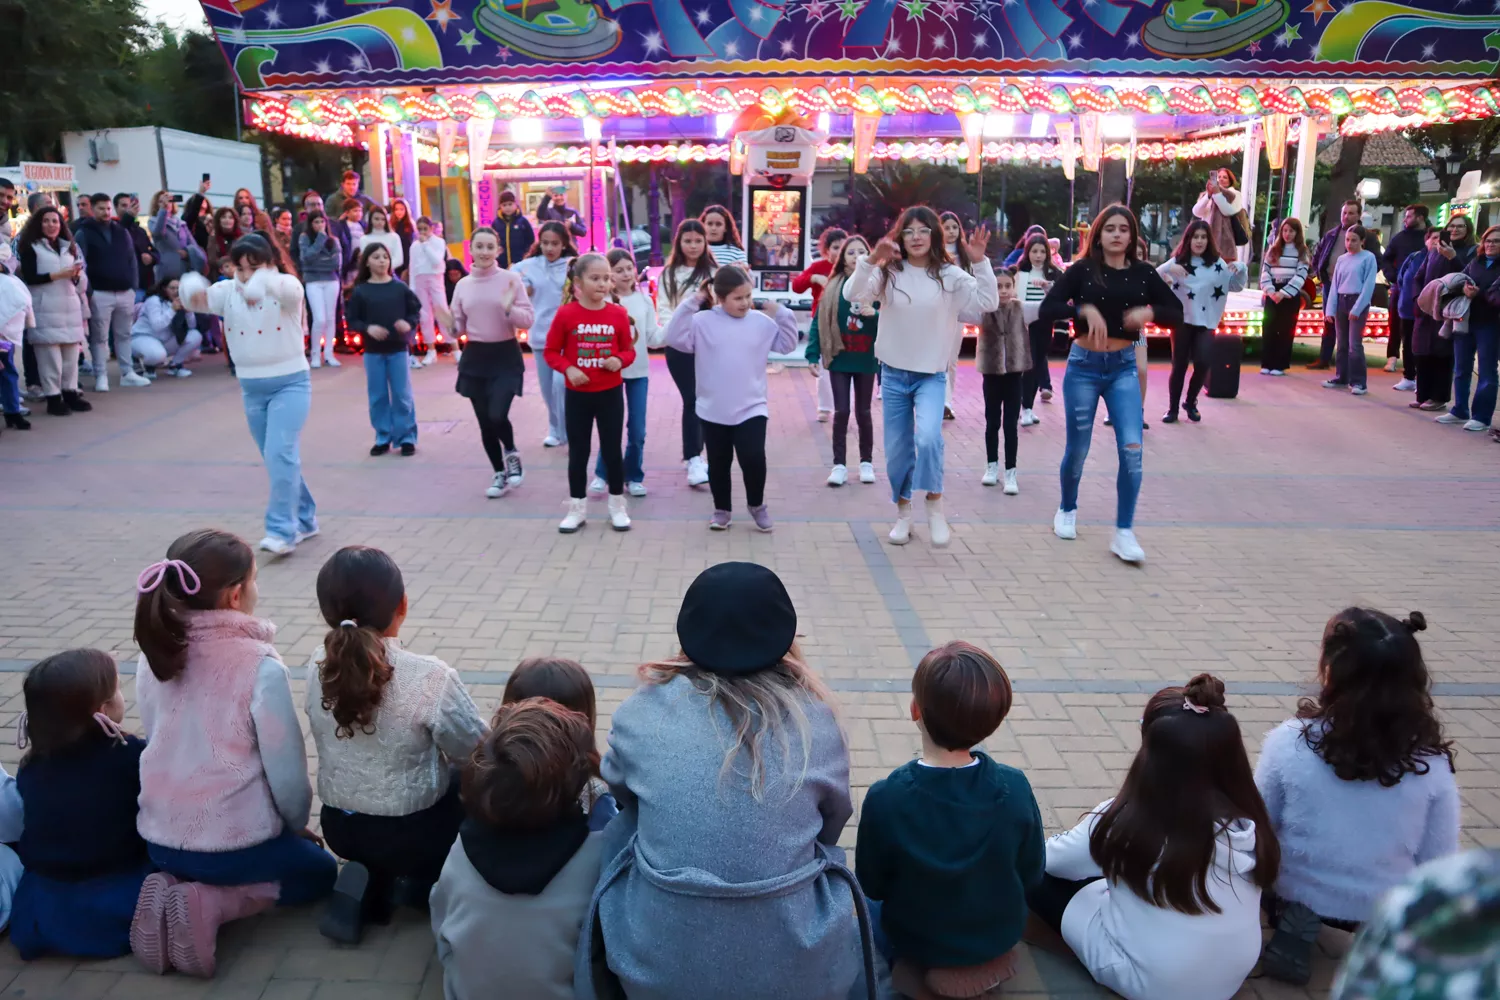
left=859, top=462, right=876, bottom=483
left=981, top=462, right=1000, bottom=486
left=1384, top=358, right=1398, bottom=373
left=925, top=496, right=951, bottom=548
left=826, top=464, right=847, bottom=487
left=608, top=494, right=631, bottom=531
left=543, top=435, right=561, bottom=448
left=453, top=349, right=462, bottom=364
left=408, top=355, right=424, bottom=370
left=1111, top=528, right=1146, bottom=564
left=120, top=371, right=152, bottom=387
left=1436, top=413, right=1463, bottom=424
left=817, top=410, right=831, bottom=423
left=324, top=355, right=342, bottom=368
left=1053, top=509, right=1077, bottom=540
left=258, top=535, right=295, bottom=557
left=589, top=476, right=608, bottom=494
left=1393, top=379, right=1416, bottom=391
left=1464, top=419, right=1489, bottom=432
left=888, top=503, right=913, bottom=545
left=1020, top=409, right=1037, bottom=426
left=94, top=376, right=110, bottom=393
left=294, top=527, right=320, bottom=544
left=686, top=455, right=709, bottom=486
left=485, top=472, right=508, bottom=499
left=424, top=348, right=438, bottom=366
left=558, top=498, right=587, bottom=533
left=627, top=481, right=648, bottom=497
left=1003, top=469, right=1019, bottom=495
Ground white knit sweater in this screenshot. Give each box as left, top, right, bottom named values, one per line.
left=305, top=639, right=487, bottom=817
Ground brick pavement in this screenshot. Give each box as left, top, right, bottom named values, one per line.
left=1, top=347, right=1497, bottom=999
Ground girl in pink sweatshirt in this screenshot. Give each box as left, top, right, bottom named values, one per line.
left=447, top=227, right=535, bottom=500
left=130, top=528, right=336, bottom=979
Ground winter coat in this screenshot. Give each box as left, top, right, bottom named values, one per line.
left=131, top=296, right=196, bottom=345
left=974, top=299, right=1031, bottom=375
left=1413, top=245, right=1470, bottom=356
left=493, top=213, right=536, bottom=269
left=1192, top=188, right=1246, bottom=259
left=1460, top=253, right=1500, bottom=329
left=574, top=673, right=873, bottom=1000
left=19, top=240, right=90, bottom=346
left=1396, top=250, right=1428, bottom=321
left=150, top=210, right=201, bottom=282
left=119, top=212, right=159, bottom=289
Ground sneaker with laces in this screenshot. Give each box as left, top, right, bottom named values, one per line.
left=94, top=375, right=110, bottom=393
left=485, top=472, right=508, bottom=499
left=709, top=510, right=732, bottom=530
left=543, top=435, right=561, bottom=448
left=324, top=355, right=342, bottom=368
left=408, top=355, right=424, bottom=370
left=627, top=481, right=648, bottom=497
left=258, top=535, right=295, bottom=557
left=1020, top=409, right=1037, bottom=426
left=749, top=505, right=774, bottom=532
left=1053, top=509, right=1077, bottom=540
left=424, top=348, right=437, bottom=366
left=859, top=462, right=876, bottom=483
left=166, top=366, right=193, bottom=378
left=294, top=526, right=320, bottom=544
left=120, top=371, right=152, bottom=387
left=558, top=498, right=587, bottom=533
left=1350, top=386, right=1368, bottom=396
left=686, top=455, right=709, bottom=486
left=888, top=503, right=913, bottom=545
left=1322, top=379, right=1347, bottom=389
left=1419, top=400, right=1444, bottom=411
left=1464, top=419, right=1489, bottom=431
left=826, top=464, right=848, bottom=487
left=608, top=494, right=631, bottom=531
left=1110, top=528, right=1145, bottom=564
left=1436, top=412, right=1464, bottom=424
left=505, top=451, right=524, bottom=486
left=925, top=496, right=950, bottom=548
left=1003, top=469, right=1019, bottom=495
left=589, top=476, right=608, bottom=494
left=1393, top=378, right=1416, bottom=391
left=981, top=462, right=1000, bottom=486
left=1269, top=369, right=1286, bottom=376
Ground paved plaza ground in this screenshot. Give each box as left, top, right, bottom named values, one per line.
left=1, top=344, right=1498, bottom=999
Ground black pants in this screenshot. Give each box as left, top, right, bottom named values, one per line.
left=1026, top=873, right=1104, bottom=934
left=468, top=391, right=518, bottom=472
left=21, top=342, right=39, bottom=389
left=701, top=415, right=767, bottom=512
left=565, top=384, right=624, bottom=498
left=320, top=780, right=463, bottom=900
left=1168, top=324, right=1214, bottom=410
left=1022, top=320, right=1054, bottom=408
left=982, top=372, right=1022, bottom=468
left=1387, top=314, right=1414, bottom=378
left=1416, top=353, right=1453, bottom=405
left=1261, top=296, right=1300, bottom=372
left=665, top=347, right=701, bottom=461
left=1320, top=317, right=1336, bottom=366
left=829, top=371, right=875, bottom=465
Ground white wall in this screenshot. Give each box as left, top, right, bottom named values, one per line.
left=63, top=128, right=264, bottom=207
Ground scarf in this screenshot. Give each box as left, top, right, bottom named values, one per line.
left=816, top=272, right=849, bottom=363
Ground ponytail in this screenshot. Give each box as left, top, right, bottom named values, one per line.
left=315, top=546, right=406, bottom=739
left=134, top=529, right=256, bottom=682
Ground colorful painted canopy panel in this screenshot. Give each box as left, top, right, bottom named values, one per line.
left=199, top=0, right=1500, bottom=90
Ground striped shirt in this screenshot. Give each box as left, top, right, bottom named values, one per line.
left=709, top=242, right=748, bottom=267
left=1260, top=245, right=1309, bottom=298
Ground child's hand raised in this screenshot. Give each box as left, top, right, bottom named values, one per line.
left=964, top=225, right=992, bottom=264
left=869, top=238, right=899, bottom=267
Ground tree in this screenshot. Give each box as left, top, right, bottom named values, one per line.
left=1404, top=120, right=1500, bottom=197
left=1320, top=133, right=1368, bottom=230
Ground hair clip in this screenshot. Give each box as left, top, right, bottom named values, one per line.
left=137, top=559, right=201, bottom=596
left=94, top=712, right=125, bottom=744
left=15, top=711, right=27, bottom=750
left=1183, top=699, right=1209, bottom=715
left=339, top=619, right=358, bottom=629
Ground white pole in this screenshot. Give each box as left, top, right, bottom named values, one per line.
left=1239, top=120, right=1261, bottom=262
left=1290, top=116, right=1320, bottom=231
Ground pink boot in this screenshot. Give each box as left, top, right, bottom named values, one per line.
left=165, top=881, right=279, bottom=978
left=130, top=872, right=181, bottom=974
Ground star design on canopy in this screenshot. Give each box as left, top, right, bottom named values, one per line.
left=457, top=28, right=480, bottom=52
left=1302, top=0, right=1335, bottom=24
left=938, top=0, right=960, bottom=17
left=426, top=0, right=460, bottom=33
left=904, top=0, right=930, bottom=17
left=1275, top=23, right=1301, bottom=47
left=839, top=0, right=862, bottom=20
left=805, top=0, right=829, bottom=17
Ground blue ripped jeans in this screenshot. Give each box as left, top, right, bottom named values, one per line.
left=1060, top=343, right=1143, bottom=529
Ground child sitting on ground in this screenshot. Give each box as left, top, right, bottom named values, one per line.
left=131, top=529, right=337, bottom=978
left=307, top=546, right=487, bottom=944
left=501, top=657, right=617, bottom=830
left=1255, top=608, right=1459, bottom=984
left=11, top=650, right=146, bottom=958
left=429, top=698, right=607, bottom=1000
left=857, top=641, right=1042, bottom=1000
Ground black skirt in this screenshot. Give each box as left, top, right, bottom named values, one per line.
left=455, top=339, right=525, bottom=406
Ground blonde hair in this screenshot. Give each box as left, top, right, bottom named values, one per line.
left=639, top=643, right=838, bottom=801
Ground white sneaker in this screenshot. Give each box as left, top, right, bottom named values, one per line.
left=120, top=371, right=152, bottom=387
left=1384, top=358, right=1399, bottom=373
left=1464, top=419, right=1490, bottom=432
left=1053, top=508, right=1077, bottom=540
left=258, top=535, right=295, bottom=557
left=1436, top=412, right=1463, bottom=424
left=505, top=451, right=524, bottom=486
left=94, top=375, right=110, bottom=393
left=874, top=383, right=882, bottom=400
left=1003, top=469, right=1019, bottom=495
left=817, top=409, right=831, bottom=423
left=608, top=494, right=631, bottom=531
left=424, top=348, right=438, bottom=366
left=324, top=355, right=342, bottom=368
left=925, top=496, right=951, bottom=548
left=589, top=476, right=608, bottom=494
left=1269, top=369, right=1286, bottom=376
left=859, top=462, right=876, bottom=484
left=543, top=435, right=561, bottom=448
left=558, top=498, right=587, bottom=533
left=1393, top=378, right=1416, bottom=391
left=1020, top=409, right=1037, bottom=427
left=888, top=504, right=912, bottom=545
left=453, top=348, right=462, bottom=364
left=485, top=471, right=508, bottom=499
left=294, top=526, right=320, bottom=544
left=310, top=355, right=322, bottom=368
left=981, top=462, right=1000, bottom=486
left=686, top=455, right=709, bottom=486
left=1351, top=386, right=1368, bottom=396
left=826, top=464, right=848, bottom=487
left=1110, top=528, right=1145, bottom=564
left=1260, top=367, right=1271, bottom=375
left=165, top=366, right=193, bottom=378
left=627, top=481, right=648, bottom=497
left=408, top=355, right=424, bottom=370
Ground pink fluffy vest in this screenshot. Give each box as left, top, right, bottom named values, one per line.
left=136, top=610, right=285, bottom=852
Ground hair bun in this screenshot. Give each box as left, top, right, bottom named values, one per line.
left=1403, top=611, right=1427, bottom=634
left=1182, top=673, right=1226, bottom=711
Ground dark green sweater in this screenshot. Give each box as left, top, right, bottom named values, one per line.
left=806, top=296, right=880, bottom=374
left=856, top=752, right=1044, bottom=968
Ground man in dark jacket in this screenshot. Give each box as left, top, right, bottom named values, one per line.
left=536, top=185, right=586, bottom=238
left=1381, top=204, right=1429, bottom=389
left=493, top=190, right=535, bottom=269
left=74, top=193, right=149, bottom=390
left=113, top=192, right=159, bottom=300
left=1309, top=199, right=1381, bottom=370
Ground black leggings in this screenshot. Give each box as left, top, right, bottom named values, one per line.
left=468, top=392, right=518, bottom=472
left=1168, top=323, right=1214, bottom=410
left=701, top=416, right=767, bottom=512
left=1261, top=295, right=1300, bottom=372
left=21, top=342, right=39, bottom=389
left=565, top=384, right=624, bottom=498
left=1022, top=320, right=1054, bottom=408
left=829, top=371, right=875, bottom=465
left=1026, top=873, right=1104, bottom=934
left=982, top=372, right=1022, bottom=468
left=665, top=347, right=702, bottom=461
left=320, top=780, right=463, bottom=902
left=1416, top=352, right=1453, bottom=405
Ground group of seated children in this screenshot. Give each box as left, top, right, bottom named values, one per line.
left=0, top=532, right=1461, bottom=1000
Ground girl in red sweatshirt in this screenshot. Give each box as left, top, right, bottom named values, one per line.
left=543, top=253, right=636, bottom=534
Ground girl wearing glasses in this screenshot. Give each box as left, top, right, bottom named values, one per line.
left=844, top=206, right=996, bottom=548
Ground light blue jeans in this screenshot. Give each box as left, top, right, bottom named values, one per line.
left=1060, top=343, right=1143, bottom=529
left=596, top=376, right=649, bottom=483
left=364, top=351, right=418, bottom=447
left=240, top=370, right=317, bottom=543
left=536, top=363, right=568, bottom=444
left=880, top=364, right=947, bottom=504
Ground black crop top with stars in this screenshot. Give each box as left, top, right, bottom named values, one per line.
left=1037, top=259, right=1183, bottom=343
